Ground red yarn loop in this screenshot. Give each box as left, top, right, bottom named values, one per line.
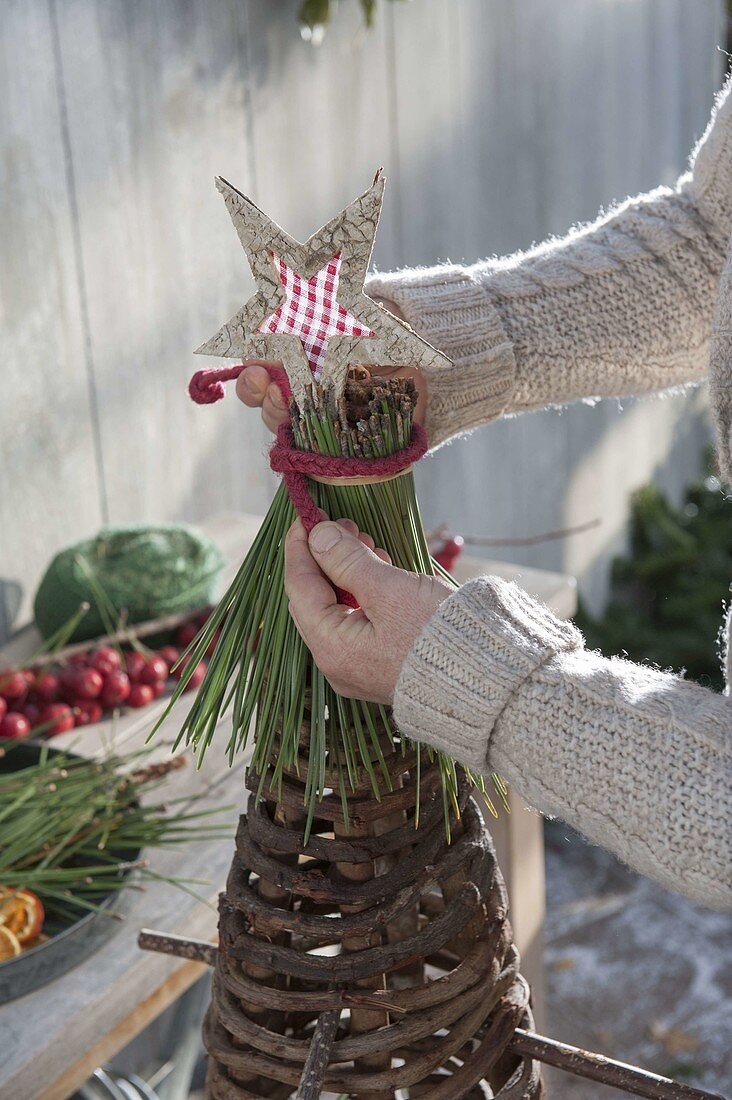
left=188, top=363, right=427, bottom=608
left=189, top=364, right=292, bottom=404
left=188, top=366, right=243, bottom=404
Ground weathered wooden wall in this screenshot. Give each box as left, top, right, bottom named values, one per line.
left=0, top=0, right=725, bottom=640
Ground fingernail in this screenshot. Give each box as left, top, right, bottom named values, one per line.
left=242, top=371, right=262, bottom=394
left=268, top=384, right=285, bottom=408
left=309, top=522, right=342, bottom=554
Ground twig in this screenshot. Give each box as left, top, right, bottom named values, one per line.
left=21, top=607, right=207, bottom=670
left=295, top=1010, right=342, bottom=1099
left=137, top=928, right=218, bottom=967
left=511, top=1029, right=725, bottom=1100
left=428, top=518, right=601, bottom=549
left=137, top=931, right=725, bottom=1099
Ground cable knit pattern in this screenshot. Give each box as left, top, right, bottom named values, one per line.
left=710, top=237, right=732, bottom=486
left=393, top=577, right=583, bottom=771
left=709, top=242, right=732, bottom=693
left=366, top=264, right=515, bottom=447
left=395, top=577, right=732, bottom=910
left=480, top=190, right=719, bottom=416
left=386, top=77, right=732, bottom=909
left=685, top=75, right=732, bottom=246
left=367, top=76, right=732, bottom=448
left=493, top=649, right=732, bottom=910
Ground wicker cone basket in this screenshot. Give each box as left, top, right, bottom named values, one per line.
left=202, top=718, right=543, bottom=1100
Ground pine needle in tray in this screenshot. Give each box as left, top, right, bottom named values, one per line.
left=0, top=742, right=230, bottom=923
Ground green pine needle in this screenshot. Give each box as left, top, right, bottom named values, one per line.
left=151, top=376, right=503, bottom=835
left=0, top=743, right=230, bottom=922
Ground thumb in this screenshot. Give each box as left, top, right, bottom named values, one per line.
left=308, top=522, right=389, bottom=607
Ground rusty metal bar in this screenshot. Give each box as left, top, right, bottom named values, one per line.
left=511, top=1030, right=725, bottom=1100
left=138, top=934, right=725, bottom=1100
left=138, top=928, right=218, bottom=967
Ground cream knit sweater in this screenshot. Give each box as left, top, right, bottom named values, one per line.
left=366, top=78, right=732, bottom=911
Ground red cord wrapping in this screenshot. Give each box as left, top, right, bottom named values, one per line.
left=188, top=365, right=428, bottom=607
left=269, top=423, right=428, bottom=530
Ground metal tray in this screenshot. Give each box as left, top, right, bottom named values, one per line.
left=0, top=741, right=140, bottom=1004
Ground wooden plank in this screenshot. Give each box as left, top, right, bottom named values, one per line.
left=52, top=0, right=276, bottom=530
left=401, top=0, right=555, bottom=589
left=243, top=0, right=398, bottom=269
left=0, top=0, right=105, bottom=642
left=491, top=784, right=547, bottom=1032
left=34, top=960, right=209, bottom=1100
left=679, top=0, right=727, bottom=143
left=411, top=0, right=722, bottom=617
left=0, top=763, right=244, bottom=1100
left=455, top=0, right=542, bottom=257
left=385, top=0, right=466, bottom=264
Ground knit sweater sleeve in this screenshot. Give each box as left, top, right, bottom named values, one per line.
left=367, top=77, right=732, bottom=449
left=393, top=576, right=732, bottom=911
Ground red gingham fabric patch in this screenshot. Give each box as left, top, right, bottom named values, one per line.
left=258, top=251, right=375, bottom=377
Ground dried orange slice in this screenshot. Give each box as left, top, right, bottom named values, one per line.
left=0, top=887, right=44, bottom=945
left=21, top=932, right=50, bottom=951
left=0, top=925, right=21, bottom=960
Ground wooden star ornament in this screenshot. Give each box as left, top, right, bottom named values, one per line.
left=196, top=170, right=451, bottom=405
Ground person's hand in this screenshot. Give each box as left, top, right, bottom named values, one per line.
left=237, top=357, right=427, bottom=434
left=236, top=301, right=422, bottom=433
left=284, top=518, right=453, bottom=704
left=237, top=297, right=412, bottom=431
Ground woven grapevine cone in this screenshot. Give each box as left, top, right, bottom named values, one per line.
left=203, top=716, right=543, bottom=1099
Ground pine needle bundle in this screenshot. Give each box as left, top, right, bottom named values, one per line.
left=155, top=374, right=502, bottom=836
left=0, top=743, right=228, bottom=923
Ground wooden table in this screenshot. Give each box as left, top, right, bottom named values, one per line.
left=0, top=513, right=576, bottom=1099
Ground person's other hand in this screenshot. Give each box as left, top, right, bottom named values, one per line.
left=284, top=518, right=452, bottom=704
left=237, top=358, right=427, bottom=434
left=236, top=293, right=423, bottom=433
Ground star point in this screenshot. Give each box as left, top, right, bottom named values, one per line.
left=196, top=173, right=451, bottom=404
